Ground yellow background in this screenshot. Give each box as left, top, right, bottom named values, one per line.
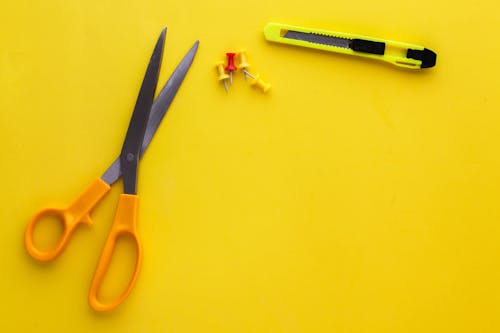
left=1, top=0, right=500, bottom=332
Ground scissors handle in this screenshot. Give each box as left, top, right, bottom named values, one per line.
left=88, top=194, right=142, bottom=312
left=25, top=178, right=111, bottom=262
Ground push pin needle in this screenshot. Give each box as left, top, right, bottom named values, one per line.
left=216, top=61, right=230, bottom=93
left=238, top=49, right=254, bottom=80
left=225, top=53, right=237, bottom=86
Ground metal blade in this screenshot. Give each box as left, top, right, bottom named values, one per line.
left=284, top=30, right=352, bottom=49
left=120, top=28, right=165, bottom=194
left=101, top=40, right=199, bottom=186
left=141, top=40, right=199, bottom=156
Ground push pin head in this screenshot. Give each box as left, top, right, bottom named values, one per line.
left=215, top=61, right=229, bottom=93
left=238, top=49, right=254, bottom=80
left=238, top=50, right=250, bottom=69
left=250, top=74, right=271, bottom=93
left=225, top=53, right=237, bottom=86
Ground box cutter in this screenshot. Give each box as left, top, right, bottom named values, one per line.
left=264, top=22, right=436, bottom=69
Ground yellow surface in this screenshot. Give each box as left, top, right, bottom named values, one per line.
left=1, top=0, right=500, bottom=331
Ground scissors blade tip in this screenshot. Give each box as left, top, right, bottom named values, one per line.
left=159, top=27, right=167, bottom=38
left=189, top=40, right=200, bottom=55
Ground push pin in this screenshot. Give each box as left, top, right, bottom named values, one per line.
left=225, top=53, right=237, bottom=86
left=215, top=61, right=229, bottom=93
left=250, top=74, right=271, bottom=93
left=238, top=49, right=254, bottom=80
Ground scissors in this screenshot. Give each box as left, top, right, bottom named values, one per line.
left=24, top=28, right=199, bottom=312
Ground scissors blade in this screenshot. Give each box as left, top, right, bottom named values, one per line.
left=101, top=40, right=199, bottom=186
left=141, top=40, right=199, bottom=156
left=120, top=28, right=165, bottom=194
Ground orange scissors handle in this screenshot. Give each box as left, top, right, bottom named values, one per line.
left=88, top=194, right=142, bottom=312
left=24, top=178, right=111, bottom=262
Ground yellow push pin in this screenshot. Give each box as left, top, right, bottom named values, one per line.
left=238, top=49, right=255, bottom=80
left=250, top=74, right=271, bottom=93
left=215, top=61, right=229, bottom=93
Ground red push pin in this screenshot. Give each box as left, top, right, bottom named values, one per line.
left=225, top=52, right=237, bottom=86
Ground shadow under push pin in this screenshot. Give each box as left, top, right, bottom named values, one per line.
left=225, top=53, right=237, bottom=86
left=250, top=74, right=271, bottom=93
left=216, top=61, right=229, bottom=93
left=238, top=50, right=254, bottom=80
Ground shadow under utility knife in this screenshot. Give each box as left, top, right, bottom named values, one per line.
left=264, top=23, right=436, bottom=69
